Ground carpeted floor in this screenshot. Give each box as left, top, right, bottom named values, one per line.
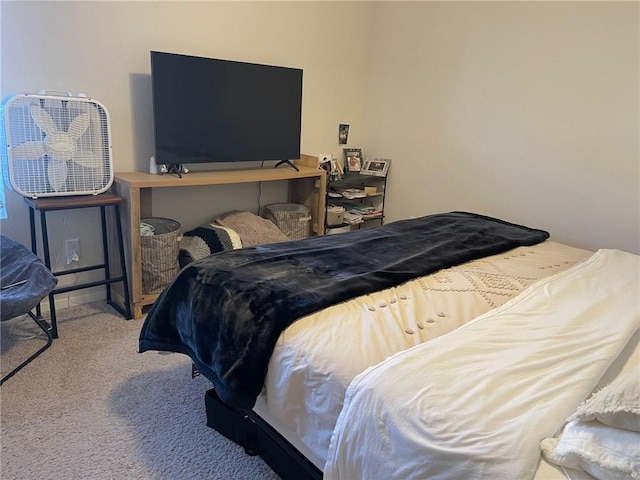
left=0, top=303, right=280, bottom=480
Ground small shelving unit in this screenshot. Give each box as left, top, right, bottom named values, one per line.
left=324, top=171, right=388, bottom=234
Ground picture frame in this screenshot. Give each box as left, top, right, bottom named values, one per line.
left=331, top=157, right=344, bottom=175
left=329, top=157, right=344, bottom=181
left=361, top=158, right=391, bottom=177
left=339, top=124, right=350, bottom=145
left=343, top=148, right=363, bottom=173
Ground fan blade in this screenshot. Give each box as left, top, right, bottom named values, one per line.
left=29, top=104, right=58, bottom=135
left=47, top=159, right=68, bottom=192
left=67, top=113, right=90, bottom=140
left=11, top=141, right=46, bottom=160
left=73, top=150, right=102, bottom=169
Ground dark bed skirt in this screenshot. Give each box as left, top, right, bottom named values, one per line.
left=205, top=389, right=322, bottom=480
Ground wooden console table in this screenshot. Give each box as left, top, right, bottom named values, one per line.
left=113, top=162, right=326, bottom=319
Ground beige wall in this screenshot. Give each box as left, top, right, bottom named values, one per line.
left=0, top=1, right=374, bottom=302
left=1, top=2, right=638, bottom=303
left=364, top=1, right=639, bottom=254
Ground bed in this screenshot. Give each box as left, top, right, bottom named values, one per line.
left=139, top=212, right=639, bottom=480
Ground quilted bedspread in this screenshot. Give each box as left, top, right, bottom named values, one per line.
left=139, top=212, right=549, bottom=409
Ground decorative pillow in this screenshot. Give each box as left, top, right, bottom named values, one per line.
left=214, top=210, right=289, bottom=247
left=179, top=224, right=242, bottom=267
left=570, top=365, right=640, bottom=432
left=541, top=365, right=640, bottom=480
left=540, top=420, right=640, bottom=480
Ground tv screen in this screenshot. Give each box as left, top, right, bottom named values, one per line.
left=150, top=51, right=303, bottom=165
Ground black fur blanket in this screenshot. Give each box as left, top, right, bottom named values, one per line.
left=139, top=212, right=549, bottom=409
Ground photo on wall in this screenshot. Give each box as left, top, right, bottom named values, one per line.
left=339, top=124, right=350, bottom=145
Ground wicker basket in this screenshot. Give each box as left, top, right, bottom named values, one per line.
left=265, top=203, right=311, bottom=240
left=140, top=217, right=181, bottom=294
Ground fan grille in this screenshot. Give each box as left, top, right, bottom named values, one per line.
left=1, top=93, right=114, bottom=197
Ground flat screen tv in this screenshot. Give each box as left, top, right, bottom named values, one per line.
left=150, top=51, right=303, bottom=169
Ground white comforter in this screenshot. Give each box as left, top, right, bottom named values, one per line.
left=265, top=241, right=591, bottom=465
left=323, top=249, right=640, bottom=480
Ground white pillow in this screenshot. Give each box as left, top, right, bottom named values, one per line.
left=570, top=364, right=640, bottom=432
left=540, top=420, right=640, bottom=480
left=541, top=364, right=640, bottom=479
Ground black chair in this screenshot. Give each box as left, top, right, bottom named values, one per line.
left=1, top=235, right=57, bottom=386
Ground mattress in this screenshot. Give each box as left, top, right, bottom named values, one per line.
left=263, top=240, right=593, bottom=471
left=140, top=212, right=552, bottom=409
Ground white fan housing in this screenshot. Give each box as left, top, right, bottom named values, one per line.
left=1, top=92, right=114, bottom=198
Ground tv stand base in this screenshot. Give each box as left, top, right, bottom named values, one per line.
left=163, top=164, right=188, bottom=178
left=275, top=159, right=299, bottom=171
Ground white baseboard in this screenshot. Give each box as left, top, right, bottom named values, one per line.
left=38, top=273, right=129, bottom=315
left=38, top=290, right=108, bottom=313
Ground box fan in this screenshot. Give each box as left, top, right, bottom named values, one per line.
left=1, top=91, right=113, bottom=198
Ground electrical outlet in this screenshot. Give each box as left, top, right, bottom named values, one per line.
left=65, top=238, right=80, bottom=264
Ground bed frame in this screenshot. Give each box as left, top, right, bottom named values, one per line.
left=205, top=388, right=322, bottom=480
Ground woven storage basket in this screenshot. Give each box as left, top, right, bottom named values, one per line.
left=265, top=203, right=311, bottom=240
left=140, top=217, right=181, bottom=294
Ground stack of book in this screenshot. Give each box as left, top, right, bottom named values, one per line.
left=338, top=188, right=367, bottom=199
left=328, top=187, right=368, bottom=199
left=343, top=203, right=382, bottom=220
left=343, top=211, right=363, bottom=224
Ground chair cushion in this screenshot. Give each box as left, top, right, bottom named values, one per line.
left=1, top=236, right=57, bottom=321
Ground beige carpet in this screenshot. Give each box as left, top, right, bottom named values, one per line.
left=0, top=303, right=280, bottom=480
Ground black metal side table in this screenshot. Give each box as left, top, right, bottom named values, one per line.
left=24, top=192, right=132, bottom=338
